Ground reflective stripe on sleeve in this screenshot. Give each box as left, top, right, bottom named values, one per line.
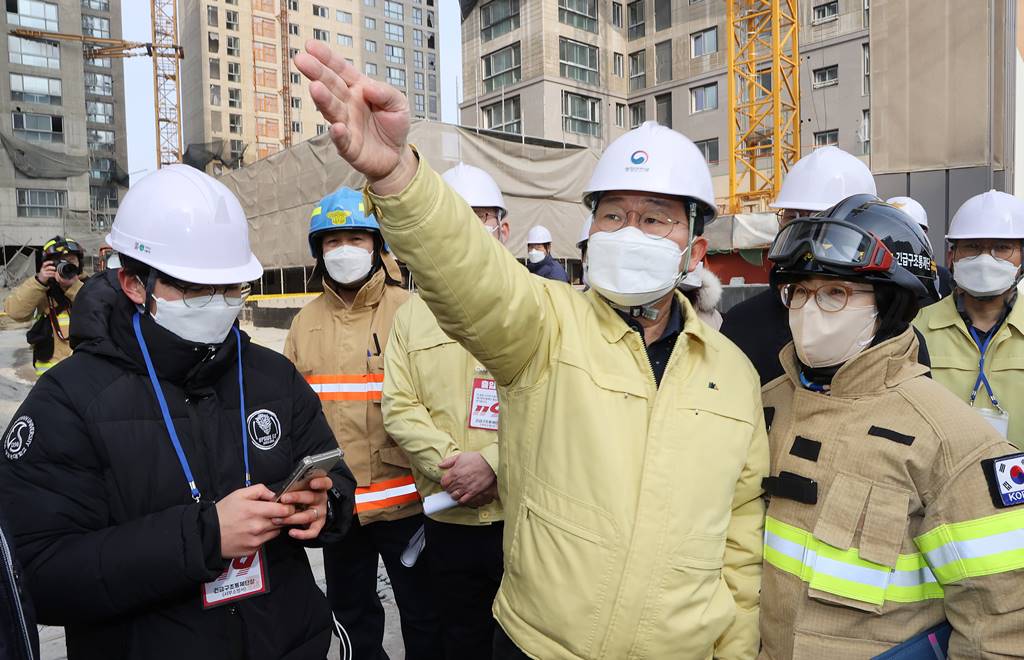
left=764, top=516, right=944, bottom=605
left=354, top=475, right=420, bottom=513
left=306, top=374, right=385, bottom=401
left=914, top=508, right=1024, bottom=584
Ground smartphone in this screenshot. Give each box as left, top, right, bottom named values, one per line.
left=273, top=448, right=343, bottom=503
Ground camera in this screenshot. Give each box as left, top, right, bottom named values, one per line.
left=56, top=260, right=81, bottom=280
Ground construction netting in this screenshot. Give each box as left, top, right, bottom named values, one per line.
left=184, top=138, right=246, bottom=172
left=0, top=132, right=89, bottom=179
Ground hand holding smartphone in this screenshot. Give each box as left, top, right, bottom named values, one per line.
left=273, top=448, right=343, bottom=504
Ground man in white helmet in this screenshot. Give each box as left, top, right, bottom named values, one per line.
left=526, top=225, right=569, bottom=282
left=382, top=162, right=510, bottom=659
left=888, top=196, right=953, bottom=298
left=914, top=190, right=1024, bottom=449
left=0, top=165, right=357, bottom=659
left=299, top=42, right=767, bottom=660
left=721, top=147, right=879, bottom=384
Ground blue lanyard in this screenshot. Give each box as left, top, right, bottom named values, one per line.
left=968, top=325, right=1004, bottom=411
left=133, top=312, right=251, bottom=501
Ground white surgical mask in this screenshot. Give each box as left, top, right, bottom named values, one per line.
left=789, top=302, right=878, bottom=368
left=586, top=227, right=685, bottom=307
left=152, top=295, right=241, bottom=345
left=324, top=245, right=373, bottom=285
left=953, top=254, right=1020, bottom=298
left=527, top=249, right=545, bottom=264
left=678, top=261, right=705, bottom=291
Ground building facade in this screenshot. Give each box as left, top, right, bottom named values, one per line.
left=181, top=0, right=441, bottom=173
left=0, top=0, right=128, bottom=256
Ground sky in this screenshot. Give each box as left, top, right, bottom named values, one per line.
left=121, top=2, right=462, bottom=181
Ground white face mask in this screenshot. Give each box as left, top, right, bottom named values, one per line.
left=586, top=227, right=685, bottom=307
left=953, top=254, right=1020, bottom=298
left=324, top=245, right=373, bottom=285
left=152, top=295, right=241, bottom=345
left=789, top=301, right=879, bottom=368
left=527, top=249, right=546, bottom=264
left=678, top=261, right=705, bottom=291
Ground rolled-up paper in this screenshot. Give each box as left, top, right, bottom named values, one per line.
left=423, top=491, right=459, bottom=516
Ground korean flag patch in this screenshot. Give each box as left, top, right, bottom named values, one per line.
left=982, top=452, right=1024, bottom=508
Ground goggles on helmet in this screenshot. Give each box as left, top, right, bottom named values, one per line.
left=43, top=238, right=83, bottom=256
left=769, top=218, right=894, bottom=274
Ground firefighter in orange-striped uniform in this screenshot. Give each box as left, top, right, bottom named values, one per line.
left=284, top=187, right=442, bottom=659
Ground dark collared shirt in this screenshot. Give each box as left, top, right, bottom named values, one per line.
left=620, top=299, right=683, bottom=387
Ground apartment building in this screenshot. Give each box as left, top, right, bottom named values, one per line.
left=181, top=0, right=441, bottom=173
left=0, top=0, right=128, bottom=253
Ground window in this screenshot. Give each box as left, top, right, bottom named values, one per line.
left=862, top=43, right=870, bottom=95
left=290, top=72, right=301, bottom=84
left=386, top=67, right=406, bottom=87
left=414, top=93, right=425, bottom=114
left=209, top=58, right=221, bottom=80
left=317, top=124, right=328, bottom=135
left=229, top=139, right=245, bottom=162
left=428, top=51, right=437, bottom=70
left=482, top=43, right=520, bottom=93
left=85, top=72, right=113, bottom=96
left=562, top=91, right=600, bottom=136
left=655, top=92, right=671, bottom=128
left=290, top=47, right=299, bottom=58
left=613, top=52, right=624, bottom=77
left=86, top=100, right=112, bottom=124
left=229, top=114, right=242, bottom=134
left=690, top=82, right=717, bottom=112
left=628, top=100, right=645, bottom=128
left=691, top=27, right=717, bottom=57
left=814, top=129, right=838, bottom=147
left=257, top=142, right=280, bottom=160
left=208, top=31, right=220, bottom=53
left=412, top=7, right=422, bottom=24
left=337, top=9, right=352, bottom=22
left=290, top=121, right=302, bottom=134
left=364, top=16, right=376, bottom=29
left=82, top=0, right=109, bottom=10
left=655, top=40, right=671, bottom=83
left=559, top=38, right=599, bottom=85
left=209, top=83, right=221, bottom=106
left=414, top=50, right=424, bottom=68
left=385, top=23, right=404, bottom=42
left=365, top=62, right=378, bottom=75
left=227, top=36, right=240, bottom=56
left=627, top=0, right=644, bottom=40
left=89, top=157, right=114, bottom=180
left=480, top=0, right=519, bottom=42
left=228, top=88, right=241, bottom=108
left=228, top=62, right=241, bottom=82
left=628, top=50, right=646, bottom=91
left=654, top=0, right=671, bottom=31
left=338, top=34, right=354, bottom=47
left=615, top=103, right=625, bottom=127
left=386, top=44, right=405, bottom=63
left=9, top=0, right=60, bottom=31
left=364, top=0, right=375, bottom=5
left=365, top=39, right=377, bottom=52
left=313, top=28, right=329, bottom=41
left=256, top=117, right=279, bottom=138
left=12, top=111, right=62, bottom=142
left=82, top=14, right=110, bottom=38
left=312, top=4, right=328, bottom=17
left=813, top=1, right=838, bottom=23
left=287, top=0, right=297, bottom=8
left=254, top=43, right=276, bottom=64
left=756, top=68, right=771, bottom=98
left=558, top=0, right=597, bottom=33
left=863, top=0, right=870, bottom=27
left=16, top=189, right=65, bottom=218
left=86, top=57, right=111, bottom=68
left=385, top=0, right=403, bottom=20
left=255, top=92, right=276, bottom=112
left=253, top=16, right=276, bottom=38
left=226, top=10, right=238, bottom=30
left=413, top=29, right=423, bottom=47
left=414, top=71, right=424, bottom=89
left=695, top=138, right=718, bottom=165
left=8, top=36, right=59, bottom=69
left=86, top=128, right=113, bottom=149
left=255, top=67, right=277, bottom=87
left=813, top=65, right=838, bottom=88
left=482, top=96, right=521, bottom=133
left=428, top=73, right=437, bottom=91
left=860, top=109, right=870, bottom=154
left=10, top=74, right=61, bottom=105
left=612, top=2, right=622, bottom=27
left=429, top=95, right=437, bottom=115
left=90, top=185, right=118, bottom=212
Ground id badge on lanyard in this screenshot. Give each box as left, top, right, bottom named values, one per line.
left=202, top=548, right=270, bottom=608
left=969, top=325, right=1010, bottom=439
left=468, top=376, right=499, bottom=431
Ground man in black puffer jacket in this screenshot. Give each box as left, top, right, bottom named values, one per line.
left=0, top=165, right=356, bottom=660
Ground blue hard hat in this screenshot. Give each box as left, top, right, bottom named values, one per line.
left=308, top=187, right=381, bottom=257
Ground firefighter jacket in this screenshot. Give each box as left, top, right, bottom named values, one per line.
left=759, top=329, right=1024, bottom=659
left=4, top=275, right=83, bottom=374
left=364, top=155, right=769, bottom=660
left=285, top=267, right=420, bottom=525
left=914, top=293, right=1024, bottom=450
left=382, top=294, right=503, bottom=526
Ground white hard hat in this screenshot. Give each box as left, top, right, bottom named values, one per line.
left=583, top=121, right=717, bottom=231
left=577, top=214, right=593, bottom=249
left=887, top=196, right=928, bottom=229
left=770, top=146, right=876, bottom=211
left=107, top=164, right=263, bottom=285
left=947, top=190, right=1024, bottom=240
left=441, top=162, right=507, bottom=216
left=527, top=225, right=553, bottom=244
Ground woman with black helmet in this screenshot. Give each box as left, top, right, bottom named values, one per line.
left=758, top=194, right=1024, bottom=659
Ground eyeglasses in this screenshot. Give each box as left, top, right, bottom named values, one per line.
left=165, top=281, right=250, bottom=308
left=592, top=208, right=683, bottom=239
left=775, top=209, right=802, bottom=226
left=473, top=209, right=500, bottom=223
left=954, top=240, right=1020, bottom=262
left=780, top=282, right=874, bottom=312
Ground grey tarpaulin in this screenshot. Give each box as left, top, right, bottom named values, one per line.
left=0, top=132, right=89, bottom=179
left=217, top=120, right=599, bottom=269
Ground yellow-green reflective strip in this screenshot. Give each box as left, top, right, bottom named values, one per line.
left=764, top=516, right=944, bottom=605
left=914, top=509, right=1024, bottom=584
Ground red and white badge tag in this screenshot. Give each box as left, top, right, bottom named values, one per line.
left=201, top=547, right=269, bottom=609
left=468, top=378, right=499, bottom=431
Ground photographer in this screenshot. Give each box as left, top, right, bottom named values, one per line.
left=4, top=236, right=86, bottom=376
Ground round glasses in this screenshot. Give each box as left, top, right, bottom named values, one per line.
left=167, top=282, right=250, bottom=308
left=592, top=209, right=683, bottom=239
left=953, top=240, right=1020, bottom=262
left=780, top=282, right=874, bottom=312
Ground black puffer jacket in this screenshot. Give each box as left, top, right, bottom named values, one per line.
left=526, top=254, right=570, bottom=283
left=0, top=271, right=356, bottom=660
